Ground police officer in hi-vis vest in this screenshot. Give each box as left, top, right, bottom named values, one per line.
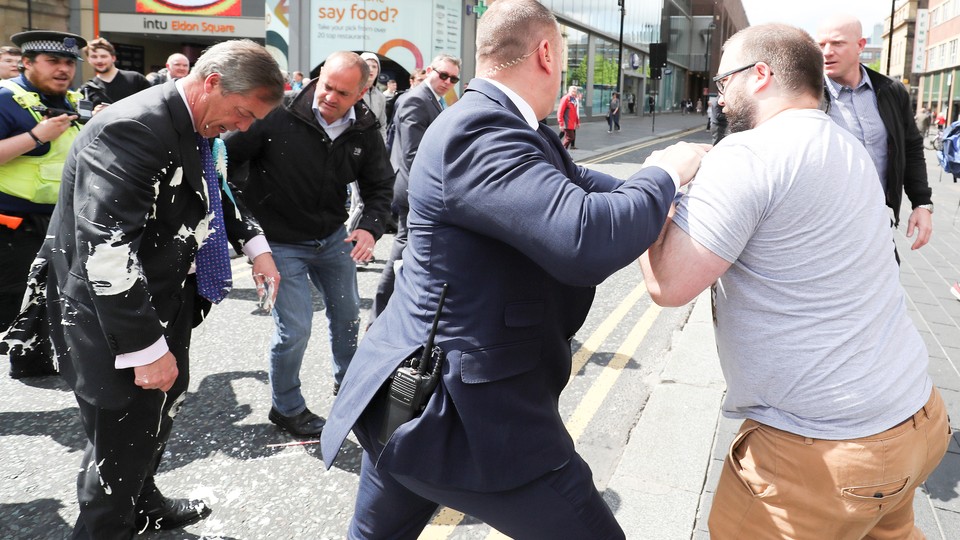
left=0, top=31, right=87, bottom=378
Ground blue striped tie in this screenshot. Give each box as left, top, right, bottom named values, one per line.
left=194, top=134, right=232, bottom=303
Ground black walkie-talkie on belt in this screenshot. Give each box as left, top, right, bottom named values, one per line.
left=379, top=283, right=449, bottom=445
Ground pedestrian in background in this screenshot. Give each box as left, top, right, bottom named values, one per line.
left=80, top=37, right=151, bottom=109
left=291, top=70, right=304, bottom=91
left=607, top=91, right=620, bottom=133
left=641, top=23, right=949, bottom=539
left=0, top=45, right=21, bottom=79
left=916, top=107, right=932, bottom=137
left=558, top=84, right=579, bottom=149
left=4, top=39, right=284, bottom=538
left=149, top=53, right=190, bottom=86
left=321, top=1, right=707, bottom=536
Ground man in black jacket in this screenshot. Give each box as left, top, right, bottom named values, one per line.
left=225, top=51, right=394, bottom=437
left=817, top=14, right=933, bottom=254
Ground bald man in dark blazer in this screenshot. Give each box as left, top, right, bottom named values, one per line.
left=320, top=1, right=707, bottom=538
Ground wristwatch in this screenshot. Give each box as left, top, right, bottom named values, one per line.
left=916, top=203, right=934, bottom=214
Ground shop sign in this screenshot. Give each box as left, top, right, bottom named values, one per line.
left=99, top=12, right=263, bottom=37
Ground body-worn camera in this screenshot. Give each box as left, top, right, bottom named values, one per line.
left=36, top=100, right=93, bottom=124
left=379, top=283, right=449, bottom=445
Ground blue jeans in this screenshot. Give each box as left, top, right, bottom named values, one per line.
left=269, top=227, right=360, bottom=416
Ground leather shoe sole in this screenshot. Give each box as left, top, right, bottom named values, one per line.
left=136, top=497, right=211, bottom=532
left=269, top=406, right=325, bottom=437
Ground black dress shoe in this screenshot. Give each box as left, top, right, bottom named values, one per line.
left=268, top=406, right=325, bottom=437
left=9, top=358, right=58, bottom=379
left=135, top=497, right=211, bottom=531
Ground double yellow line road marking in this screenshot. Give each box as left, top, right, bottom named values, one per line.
left=579, top=127, right=703, bottom=165
left=421, top=282, right=661, bottom=539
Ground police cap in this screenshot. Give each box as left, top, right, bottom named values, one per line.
left=11, top=31, right=86, bottom=61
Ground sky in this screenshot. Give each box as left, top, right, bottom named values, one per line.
left=740, top=0, right=897, bottom=39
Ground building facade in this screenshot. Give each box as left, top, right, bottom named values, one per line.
left=880, top=0, right=926, bottom=86
left=1, top=0, right=750, bottom=121
left=918, top=0, right=960, bottom=121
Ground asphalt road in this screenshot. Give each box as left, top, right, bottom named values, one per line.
left=0, top=133, right=702, bottom=540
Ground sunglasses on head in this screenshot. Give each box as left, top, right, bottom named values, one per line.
left=435, top=70, right=460, bottom=84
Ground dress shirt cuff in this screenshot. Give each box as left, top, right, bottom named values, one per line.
left=115, top=336, right=169, bottom=369
left=242, top=235, right=271, bottom=260
left=640, top=163, right=681, bottom=193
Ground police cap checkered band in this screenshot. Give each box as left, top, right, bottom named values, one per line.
left=11, top=31, right=86, bottom=61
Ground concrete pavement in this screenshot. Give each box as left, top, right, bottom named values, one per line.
left=598, top=118, right=960, bottom=538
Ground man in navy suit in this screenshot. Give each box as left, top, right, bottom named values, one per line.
left=321, top=1, right=707, bottom=537
left=369, top=52, right=461, bottom=325
left=4, top=40, right=283, bottom=539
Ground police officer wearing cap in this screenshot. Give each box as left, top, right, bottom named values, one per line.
left=0, top=30, right=86, bottom=378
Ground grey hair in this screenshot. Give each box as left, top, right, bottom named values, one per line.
left=477, top=0, right=559, bottom=68
left=193, top=40, right=284, bottom=104
left=323, top=51, right=370, bottom=93
left=430, top=53, right=462, bottom=70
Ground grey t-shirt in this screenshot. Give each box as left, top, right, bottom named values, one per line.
left=673, top=109, right=931, bottom=439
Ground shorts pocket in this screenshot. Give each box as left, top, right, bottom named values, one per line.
left=727, top=424, right=775, bottom=498
left=841, top=477, right=910, bottom=503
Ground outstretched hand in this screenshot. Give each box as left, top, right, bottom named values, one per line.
left=644, top=142, right=712, bottom=186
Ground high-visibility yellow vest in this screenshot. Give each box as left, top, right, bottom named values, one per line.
left=0, top=80, right=82, bottom=204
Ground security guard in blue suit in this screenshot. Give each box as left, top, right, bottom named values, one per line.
left=320, top=1, right=708, bottom=537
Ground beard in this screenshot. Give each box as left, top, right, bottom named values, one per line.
left=93, top=65, right=112, bottom=74
left=726, top=97, right=758, bottom=134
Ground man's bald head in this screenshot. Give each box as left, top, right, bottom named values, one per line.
left=815, top=13, right=866, bottom=88
left=166, top=53, right=190, bottom=79
left=817, top=14, right=862, bottom=41
left=476, top=0, right=560, bottom=77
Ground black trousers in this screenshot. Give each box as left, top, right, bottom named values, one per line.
left=368, top=212, right=408, bottom=328
left=71, top=281, right=195, bottom=540
left=0, top=213, right=49, bottom=330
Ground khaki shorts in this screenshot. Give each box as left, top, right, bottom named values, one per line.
left=709, top=387, right=951, bottom=540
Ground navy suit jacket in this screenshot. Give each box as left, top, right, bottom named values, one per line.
left=4, top=81, right=262, bottom=409
left=321, top=79, right=675, bottom=491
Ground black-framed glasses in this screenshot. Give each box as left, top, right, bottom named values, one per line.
left=436, top=70, right=460, bottom=84
left=713, top=62, right=758, bottom=95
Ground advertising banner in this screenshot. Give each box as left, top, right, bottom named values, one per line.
left=310, top=0, right=461, bottom=73
left=135, top=0, right=242, bottom=16
left=98, top=0, right=264, bottom=38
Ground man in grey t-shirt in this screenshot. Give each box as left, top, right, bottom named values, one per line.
left=640, top=24, right=950, bottom=538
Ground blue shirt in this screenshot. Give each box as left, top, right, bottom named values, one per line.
left=825, top=66, right=889, bottom=191
left=312, top=91, right=356, bottom=142
left=0, top=75, right=77, bottom=213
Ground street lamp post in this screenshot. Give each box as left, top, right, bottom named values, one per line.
left=704, top=21, right=715, bottom=114
left=887, top=0, right=895, bottom=76
left=616, top=0, right=625, bottom=92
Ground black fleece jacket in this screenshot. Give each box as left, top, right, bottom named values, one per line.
left=824, top=66, right=931, bottom=226
left=225, top=78, right=394, bottom=243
